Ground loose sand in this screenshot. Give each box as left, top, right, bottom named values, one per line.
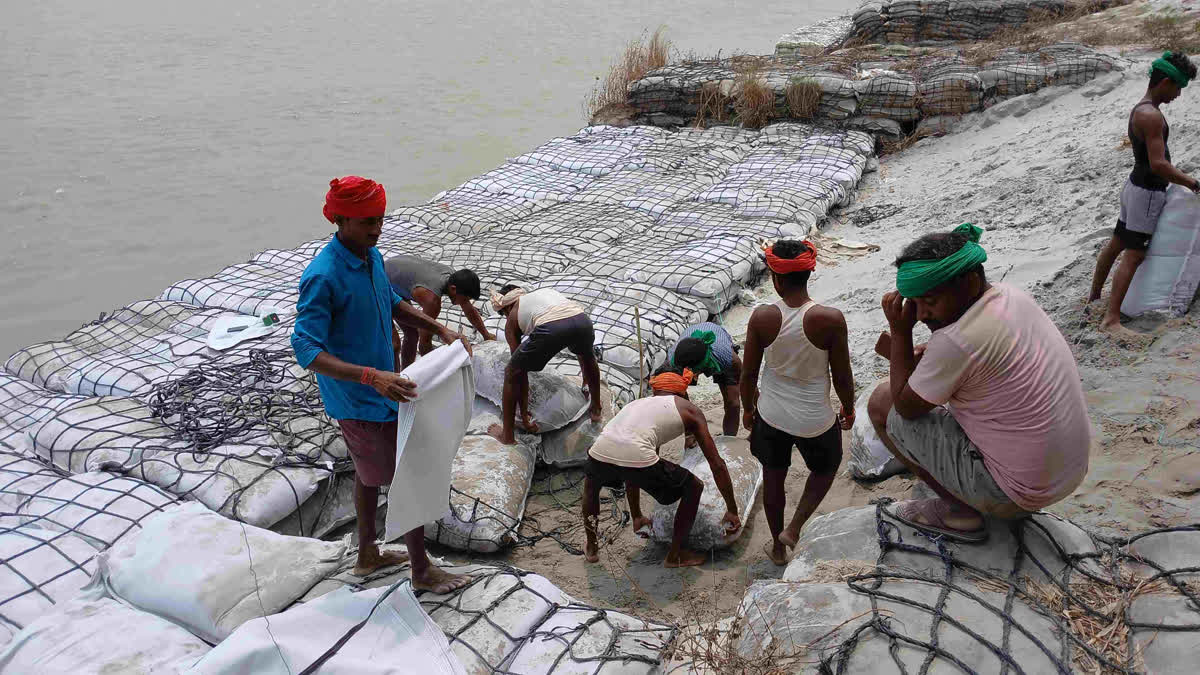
left=423, top=46, right=1200, bottom=624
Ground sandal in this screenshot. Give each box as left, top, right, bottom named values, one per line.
left=885, top=498, right=988, bottom=544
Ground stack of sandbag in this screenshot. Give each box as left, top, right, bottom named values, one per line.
left=95, top=501, right=345, bottom=643
left=845, top=0, right=1098, bottom=44
left=0, top=521, right=97, bottom=646
left=0, top=374, right=86, bottom=452
left=774, top=16, right=854, bottom=58
left=471, top=341, right=590, bottom=432
left=846, top=386, right=907, bottom=481
left=649, top=437, right=763, bottom=549
left=1122, top=185, right=1200, bottom=317
left=393, top=187, right=545, bottom=238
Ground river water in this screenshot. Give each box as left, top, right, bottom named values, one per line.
left=2, top=0, right=851, bottom=358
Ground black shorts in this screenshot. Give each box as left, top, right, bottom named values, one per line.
left=585, top=456, right=694, bottom=505
left=749, top=415, right=842, bottom=474
left=1115, top=220, right=1153, bottom=251
left=510, top=314, right=595, bottom=373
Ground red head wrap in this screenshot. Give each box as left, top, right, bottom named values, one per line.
left=648, top=369, right=694, bottom=395
left=323, top=176, right=387, bottom=224
left=764, top=241, right=817, bottom=274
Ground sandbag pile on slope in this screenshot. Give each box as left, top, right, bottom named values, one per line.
left=720, top=502, right=1200, bottom=673
left=649, top=437, right=762, bottom=550
left=0, top=374, right=86, bottom=452
left=847, top=0, right=1125, bottom=44
left=775, top=16, right=854, bottom=58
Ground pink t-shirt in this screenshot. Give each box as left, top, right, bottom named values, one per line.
left=908, top=284, right=1089, bottom=511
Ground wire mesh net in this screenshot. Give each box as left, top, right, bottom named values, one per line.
left=848, top=0, right=1127, bottom=45
left=459, top=163, right=598, bottom=204
left=0, top=517, right=96, bottom=644
left=393, top=188, right=544, bottom=238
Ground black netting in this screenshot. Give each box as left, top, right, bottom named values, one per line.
left=848, top=0, right=1128, bottom=45
left=568, top=172, right=719, bottom=216
left=434, top=239, right=575, bottom=291
left=459, top=163, right=598, bottom=204
left=511, top=135, right=641, bottom=177
left=393, top=188, right=543, bottom=238
left=0, top=376, right=86, bottom=453
left=652, top=202, right=813, bottom=243
left=0, top=516, right=96, bottom=643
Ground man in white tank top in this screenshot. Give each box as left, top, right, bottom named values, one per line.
left=583, top=365, right=741, bottom=568
left=486, top=284, right=603, bottom=445
left=740, top=240, right=856, bottom=566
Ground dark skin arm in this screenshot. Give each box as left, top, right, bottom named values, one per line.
left=739, top=304, right=780, bottom=431
left=503, top=308, right=523, bottom=354
left=880, top=291, right=937, bottom=420
left=677, top=397, right=741, bottom=533
left=805, top=305, right=855, bottom=429
left=456, top=296, right=495, bottom=341
left=1136, top=107, right=1200, bottom=191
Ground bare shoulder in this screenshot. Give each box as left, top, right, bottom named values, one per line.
left=747, top=303, right=782, bottom=331
left=1132, top=103, right=1166, bottom=128
left=674, top=395, right=705, bottom=422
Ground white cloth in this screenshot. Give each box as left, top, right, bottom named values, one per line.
left=189, top=582, right=466, bottom=675
left=385, top=341, right=474, bottom=541
left=757, top=300, right=836, bottom=438
left=1122, top=185, right=1200, bottom=317
left=515, top=288, right=584, bottom=334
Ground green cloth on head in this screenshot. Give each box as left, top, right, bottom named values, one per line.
left=896, top=223, right=988, bottom=298
left=1151, top=52, right=1190, bottom=88
left=674, top=329, right=722, bottom=375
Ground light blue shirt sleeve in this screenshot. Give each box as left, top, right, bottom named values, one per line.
left=291, top=272, right=333, bottom=369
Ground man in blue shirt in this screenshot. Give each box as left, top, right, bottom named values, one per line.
left=292, top=176, right=471, bottom=592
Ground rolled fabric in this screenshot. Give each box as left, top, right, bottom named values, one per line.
left=323, top=176, right=387, bottom=223
left=896, top=223, right=987, bottom=298
left=649, top=368, right=694, bottom=395
left=489, top=287, right=526, bottom=312
left=1151, top=52, right=1190, bottom=88
left=763, top=241, right=817, bottom=273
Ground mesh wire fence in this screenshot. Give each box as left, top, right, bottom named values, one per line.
left=459, top=163, right=598, bottom=204
left=393, top=188, right=544, bottom=238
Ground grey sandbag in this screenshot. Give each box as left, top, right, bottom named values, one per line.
left=471, top=341, right=588, bottom=432
left=649, top=436, right=761, bottom=549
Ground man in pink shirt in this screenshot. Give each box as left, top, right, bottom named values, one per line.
left=866, top=224, right=1090, bottom=542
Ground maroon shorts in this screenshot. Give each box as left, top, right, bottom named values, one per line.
left=338, top=419, right=398, bottom=487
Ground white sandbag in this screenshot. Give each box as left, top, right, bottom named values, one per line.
left=0, top=375, right=86, bottom=453
left=11, top=470, right=177, bottom=550
left=96, top=501, right=345, bottom=643
left=425, top=425, right=535, bottom=553
left=503, top=605, right=674, bottom=674
left=0, top=524, right=96, bottom=643
left=270, top=471, right=363, bottom=539
left=190, top=582, right=465, bottom=675
left=0, top=451, right=58, bottom=512
left=418, top=564, right=570, bottom=673
left=386, top=342, right=473, bottom=541
left=471, top=341, right=589, bottom=432
left=0, top=584, right=210, bottom=673
left=538, top=381, right=613, bottom=468
left=846, top=386, right=907, bottom=481
left=1122, top=185, right=1200, bottom=317
left=649, top=437, right=762, bottom=550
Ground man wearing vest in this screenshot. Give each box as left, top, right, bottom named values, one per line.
left=582, top=365, right=741, bottom=568
left=486, top=285, right=603, bottom=445
left=741, top=240, right=855, bottom=566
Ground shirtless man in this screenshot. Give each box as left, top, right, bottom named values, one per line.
left=1089, top=51, right=1200, bottom=337
left=486, top=285, right=603, bottom=445
left=582, top=365, right=741, bottom=568
left=740, top=240, right=855, bottom=566
left=385, top=254, right=493, bottom=368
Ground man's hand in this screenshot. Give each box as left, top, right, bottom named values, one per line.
left=881, top=291, right=917, bottom=332
left=838, top=406, right=855, bottom=430
left=373, top=372, right=416, bottom=402
left=721, top=510, right=741, bottom=535
left=438, top=328, right=473, bottom=355
left=482, top=330, right=496, bottom=341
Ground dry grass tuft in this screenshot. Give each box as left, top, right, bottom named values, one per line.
left=785, top=77, right=823, bottom=120
left=586, top=27, right=671, bottom=118
left=693, top=81, right=730, bottom=127
left=880, top=128, right=932, bottom=155
left=733, top=70, right=776, bottom=129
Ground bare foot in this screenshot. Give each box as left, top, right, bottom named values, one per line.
left=664, top=548, right=707, bottom=568
left=762, top=540, right=788, bottom=566
left=1099, top=318, right=1153, bottom=344
left=632, top=516, right=652, bottom=538
left=778, top=527, right=799, bottom=549
left=412, top=565, right=472, bottom=594
left=516, top=414, right=540, bottom=433
left=585, top=542, right=599, bottom=563
left=486, top=423, right=517, bottom=446
left=352, top=546, right=410, bottom=577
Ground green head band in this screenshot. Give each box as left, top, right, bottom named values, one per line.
left=672, top=329, right=721, bottom=374
left=896, top=223, right=988, bottom=298
left=1151, top=52, right=1190, bottom=88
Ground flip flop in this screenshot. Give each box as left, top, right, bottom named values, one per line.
left=885, top=499, right=988, bottom=544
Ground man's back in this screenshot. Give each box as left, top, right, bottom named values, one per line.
left=908, top=283, right=1089, bottom=510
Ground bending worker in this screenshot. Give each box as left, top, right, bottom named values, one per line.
left=869, top=224, right=1089, bottom=543
left=667, top=322, right=742, bottom=438
left=486, top=284, right=603, bottom=445
left=740, top=239, right=854, bottom=566
left=1089, top=51, right=1200, bottom=337
left=291, top=176, right=472, bottom=592
left=582, top=365, right=741, bottom=568
left=385, top=253, right=494, bottom=368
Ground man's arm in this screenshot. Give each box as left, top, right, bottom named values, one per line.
left=881, top=291, right=936, bottom=419
left=680, top=401, right=741, bottom=532
left=738, top=305, right=781, bottom=431
left=504, top=310, right=522, bottom=354
left=459, top=298, right=495, bottom=341
left=1140, top=111, right=1200, bottom=191
left=816, top=308, right=855, bottom=426
left=391, top=296, right=470, bottom=353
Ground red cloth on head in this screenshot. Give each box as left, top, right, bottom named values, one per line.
left=648, top=368, right=694, bottom=395
left=323, top=176, right=387, bottom=224
left=764, top=241, right=817, bottom=273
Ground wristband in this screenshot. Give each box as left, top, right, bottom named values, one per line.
left=360, top=367, right=376, bottom=386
